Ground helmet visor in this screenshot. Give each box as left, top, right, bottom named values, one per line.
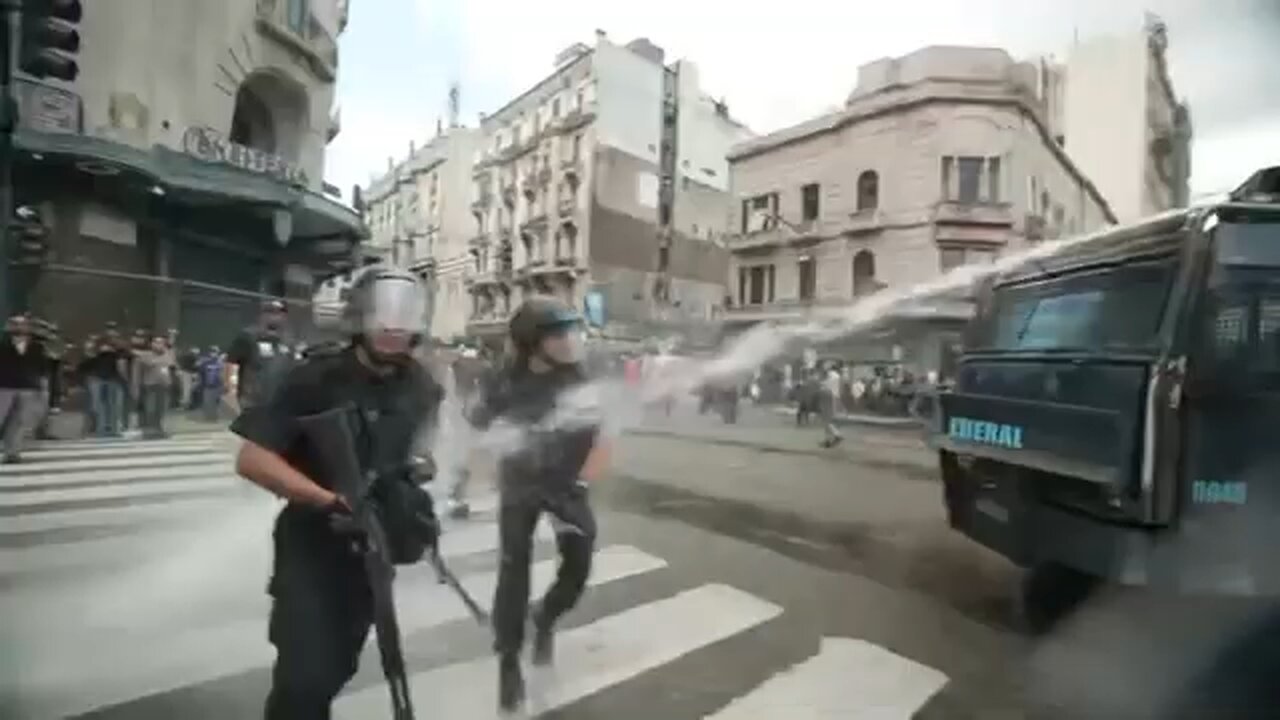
left=364, top=276, right=427, bottom=334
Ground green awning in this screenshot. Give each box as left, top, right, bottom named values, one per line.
left=14, top=129, right=365, bottom=241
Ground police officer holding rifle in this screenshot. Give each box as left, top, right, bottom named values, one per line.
left=231, top=267, right=444, bottom=719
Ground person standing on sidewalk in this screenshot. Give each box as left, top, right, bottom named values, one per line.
left=818, top=361, right=844, bottom=448
left=135, top=334, right=175, bottom=439
left=0, top=315, right=49, bottom=463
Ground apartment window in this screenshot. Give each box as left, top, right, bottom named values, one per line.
left=552, top=97, right=561, bottom=118
left=801, top=183, right=820, bottom=222
left=572, top=134, right=581, bottom=160
left=957, top=157, right=984, bottom=203
left=942, top=156, right=1001, bottom=203
left=987, top=158, right=1001, bottom=202
left=798, top=256, right=817, bottom=301
left=286, top=0, right=308, bottom=33
left=939, top=246, right=998, bottom=272
left=575, top=89, right=585, bottom=110
left=738, top=264, right=776, bottom=305
left=856, top=170, right=879, bottom=211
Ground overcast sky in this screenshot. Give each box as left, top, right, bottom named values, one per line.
left=325, top=0, right=1279, bottom=202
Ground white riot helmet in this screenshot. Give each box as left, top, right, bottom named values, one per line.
left=341, top=266, right=430, bottom=357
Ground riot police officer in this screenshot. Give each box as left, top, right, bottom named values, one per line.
left=231, top=267, right=443, bottom=719
left=469, top=295, right=611, bottom=711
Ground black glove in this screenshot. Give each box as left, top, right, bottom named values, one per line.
left=410, top=454, right=436, bottom=484
left=381, top=478, right=439, bottom=565
left=324, top=495, right=363, bottom=538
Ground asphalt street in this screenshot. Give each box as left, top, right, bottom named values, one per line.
left=1, top=404, right=1259, bottom=718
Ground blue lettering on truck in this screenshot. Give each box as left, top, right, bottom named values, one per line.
left=948, top=416, right=1024, bottom=450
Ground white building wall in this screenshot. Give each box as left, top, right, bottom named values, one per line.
left=1064, top=33, right=1151, bottom=223
left=592, top=40, right=662, bottom=163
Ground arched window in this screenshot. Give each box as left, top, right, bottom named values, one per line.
left=852, top=250, right=877, bottom=297
left=856, top=170, right=879, bottom=211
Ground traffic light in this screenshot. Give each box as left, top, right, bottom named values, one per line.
left=18, top=0, right=83, bottom=82
left=8, top=206, right=50, bottom=267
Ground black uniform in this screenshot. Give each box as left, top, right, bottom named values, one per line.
left=226, top=328, right=299, bottom=409
left=230, top=346, right=442, bottom=718
left=471, top=361, right=599, bottom=657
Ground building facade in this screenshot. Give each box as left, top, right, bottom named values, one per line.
left=464, top=32, right=752, bottom=349
left=362, top=125, right=481, bottom=341
left=1058, top=14, right=1193, bottom=222
left=8, top=0, right=361, bottom=348
left=723, top=46, right=1116, bottom=375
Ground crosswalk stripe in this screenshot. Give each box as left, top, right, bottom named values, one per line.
left=334, top=583, right=783, bottom=718
left=0, top=463, right=235, bottom=491
left=704, top=636, right=949, bottom=719
left=0, top=452, right=228, bottom=475
left=0, top=476, right=236, bottom=509
left=14, top=442, right=225, bottom=461
left=27, top=433, right=231, bottom=453
left=18, top=545, right=668, bottom=720
left=0, top=495, right=256, bottom=535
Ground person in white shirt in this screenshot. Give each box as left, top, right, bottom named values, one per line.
left=819, top=363, right=844, bottom=448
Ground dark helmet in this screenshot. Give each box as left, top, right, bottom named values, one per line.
left=508, top=295, right=580, bottom=352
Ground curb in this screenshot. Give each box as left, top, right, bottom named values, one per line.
left=768, top=406, right=921, bottom=429
left=625, top=427, right=938, bottom=480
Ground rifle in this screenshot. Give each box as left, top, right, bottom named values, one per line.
left=298, top=406, right=416, bottom=720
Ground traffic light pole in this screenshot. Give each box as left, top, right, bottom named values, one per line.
left=0, top=0, right=16, bottom=321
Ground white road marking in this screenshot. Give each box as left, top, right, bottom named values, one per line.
left=15, top=545, right=667, bottom=720
left=0, top=476, right=237, bottom=509
left=705, top=636, right=948, bottom=719
left=0, top=462, right=236, bottom=490
left=0, top=452, right=228, bottom=475
left=334, top=583, right=783, bottom=719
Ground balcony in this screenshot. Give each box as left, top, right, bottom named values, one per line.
left=557, top=102, right=598, bottom=134
left=326, top=106, right=341, bottom=142
left=725, top=226, right=788, bottom=252
left=722, top=297, right=850, bottom=324
left=464, top=267, right=498, bottom=287
left=471, top=190, right=493, bottom=213
left=932, top=201, right=1014, bottom=227
left=500, top=180, right=518, bottom=207
left=559, top=156, right=582, bottom=179
left=255, top=0, right=339, bottom=83
left=468, top=232, right=489, bottom=248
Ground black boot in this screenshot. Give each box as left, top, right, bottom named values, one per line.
left=530, top=605, right=554, bottom=667
left=498, top=653, right=524, bottom=712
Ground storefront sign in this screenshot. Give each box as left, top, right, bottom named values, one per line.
left=182, top=126, right=309, bottom=187
left=15, top=79, right=81, bottom=134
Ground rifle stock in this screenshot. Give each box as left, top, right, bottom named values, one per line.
left=298, top=406, right=416, bottom=720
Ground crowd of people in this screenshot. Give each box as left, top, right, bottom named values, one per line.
left=0, top=313, right=239, bottom=461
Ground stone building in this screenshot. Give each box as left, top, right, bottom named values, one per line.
left=361, top=124, right=481, bottom=341
left=464, top=31, right=752, bottom=351
left=723, top=46, right=1116, bottom=375
left=8, top=0, right=361, bottom=348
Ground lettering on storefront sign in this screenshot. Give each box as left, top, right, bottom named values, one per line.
left=181, top=126, right=309, bottom=187
left=15, top=79, right=81, bottom=134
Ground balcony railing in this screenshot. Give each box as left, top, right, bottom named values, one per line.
left=255, top=0, right=339, bottom=82
left=932, top=201, right=1014, bottom=227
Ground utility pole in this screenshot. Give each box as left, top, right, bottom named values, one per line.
left=0, top=0, right=18, bottom=321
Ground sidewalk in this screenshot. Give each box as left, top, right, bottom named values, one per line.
left=39, top=410, right=228, bottom=441
left=625, top=408, right=937, bottom=479
left=768, top=404, right=921, bottom=429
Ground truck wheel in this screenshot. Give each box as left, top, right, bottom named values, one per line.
left=1014, top=562, right=1099, bottom=636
